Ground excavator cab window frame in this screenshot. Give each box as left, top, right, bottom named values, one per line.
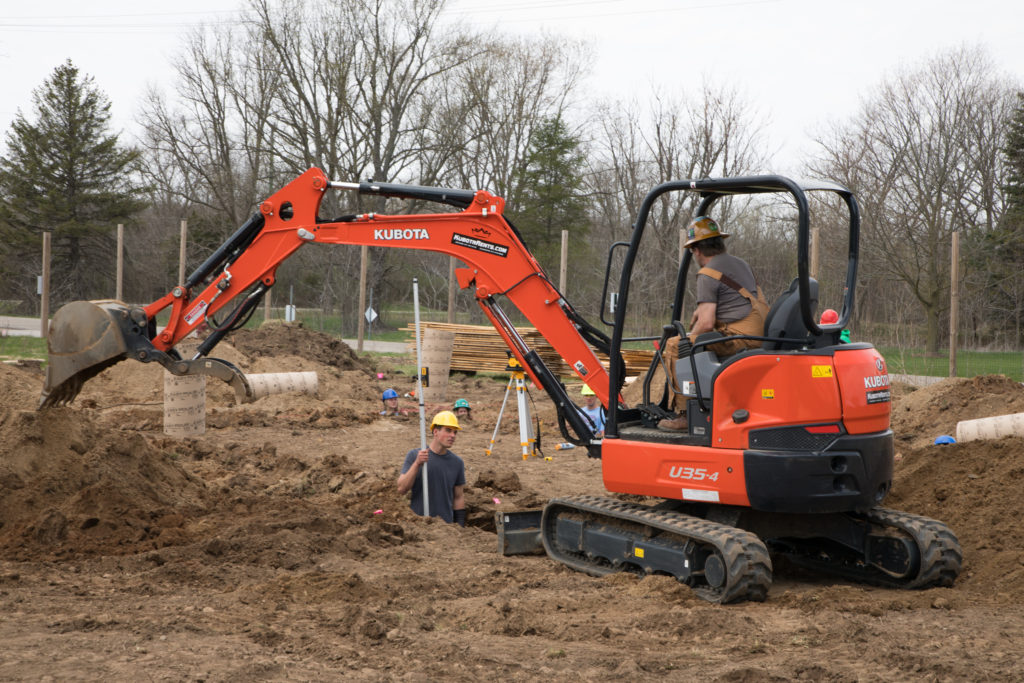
left=606, top=176, right=861, bottom=440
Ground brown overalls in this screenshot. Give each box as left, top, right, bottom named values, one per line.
left=662, top=266, right=770, bottom=411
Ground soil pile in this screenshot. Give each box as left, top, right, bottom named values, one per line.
left=891, top=374, right=1024, bottom=448
left=0, top=365, right=209, bottom=560
left=228, top=321, right=373, bottom=371
left=2, top=334, right=1024, bottom=680
left=886, top=375, right=1024, bottom=602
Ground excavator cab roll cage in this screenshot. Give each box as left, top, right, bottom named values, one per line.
left=602, top=176, right=860, bottom=438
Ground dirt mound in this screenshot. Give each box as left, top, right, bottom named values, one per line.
left=227, top=321, right=373, bottom=372
left=888, top=435, right=1024, bottom=601
left=0, top=366, right=209, bottom=559
left=5, top=343, right=1024, bottom=679
left=891, top=374, right=1024, bottom=448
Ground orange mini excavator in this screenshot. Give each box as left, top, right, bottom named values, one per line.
left=40, top=168, right=961, bottom=603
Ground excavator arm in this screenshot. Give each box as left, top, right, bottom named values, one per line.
left=39, top=168, right=613, bottom=449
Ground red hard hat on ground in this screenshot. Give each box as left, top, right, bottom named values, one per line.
left=820, top=308, right=839, bottom=325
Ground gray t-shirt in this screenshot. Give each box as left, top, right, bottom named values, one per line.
left=695, top=253, right=757, bottom=323
left=400, top=448, right=466, bottom=523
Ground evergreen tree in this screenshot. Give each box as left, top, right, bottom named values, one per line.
left=511, top=116, right=590, bottom=273
left=989, top=91, right=1024, bottom=343
left=0, top=59, right=147, bottom=306
left=1005, top=92, right=1024, bottom=218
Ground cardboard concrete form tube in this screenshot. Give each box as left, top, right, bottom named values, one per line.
left=164, top=372, right=206, bottom=437
left=246, top=371, right=319, bottom=400
left=421, top=328, right=455, bottom=404
left=955, top=412, right=1024, bottom=443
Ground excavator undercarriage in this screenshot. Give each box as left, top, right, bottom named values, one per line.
left=502, top=495, right=961, bottom=604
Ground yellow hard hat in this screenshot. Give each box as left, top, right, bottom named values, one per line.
left=683, top=216, right=729, bottom=248
left=580, top=384, right=595, bottom=396
left=430, top=410, right=462, bottom=431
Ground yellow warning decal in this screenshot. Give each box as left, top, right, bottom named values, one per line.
left=633, top=547, right=645, bottom=559
left=812, top=365, right=834, bottom=378
left=761, top=389, right=775, bottom=399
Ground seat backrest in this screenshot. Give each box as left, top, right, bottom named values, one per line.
left=674, top=339, right=720, bottom=402
left=763, top=277, right=818, bottom=350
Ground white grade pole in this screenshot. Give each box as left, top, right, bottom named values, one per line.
left=413, top=278, right=429, bottom=517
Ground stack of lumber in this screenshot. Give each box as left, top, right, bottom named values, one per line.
left=401, top=322, right=655, bottom=378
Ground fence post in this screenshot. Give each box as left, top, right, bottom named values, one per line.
left=559, top=230, right=568, bottom=294
left=448, top=256, right=456, bottom=324
left=40, top=232, right=51, bottom=338
left=178, top=220, right=187, bottom=286
left=357, top=245, right=368, bottom=351
left=810, top=226, right=820, bottom=280
left=949, top=231, right=959, bottom=378
left=116, top=223, right=124, bottom=301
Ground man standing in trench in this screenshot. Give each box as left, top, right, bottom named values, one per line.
left=658, top=216, right=769, bottom=432
left=396, top=410, right=467, bottom=526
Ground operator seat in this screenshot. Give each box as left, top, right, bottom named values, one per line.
left=763, top=277, right=819, bottom=350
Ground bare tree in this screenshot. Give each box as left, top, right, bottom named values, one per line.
left=438, top=34, right=590, bottom=205
left=584, top=82, right=770, bottom=332
left=810, top=46, right=1014, bottom=352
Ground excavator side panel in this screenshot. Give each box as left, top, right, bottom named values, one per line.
left=601, top=439, right=750, bottom=506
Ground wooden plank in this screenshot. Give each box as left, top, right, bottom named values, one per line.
left=401, top=322, right=654, bottom=378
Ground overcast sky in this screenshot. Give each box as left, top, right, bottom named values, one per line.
left=1, top=0, right=1022, bottom=176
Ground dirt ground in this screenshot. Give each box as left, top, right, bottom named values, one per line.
left=2, top=323, right=1024, bottom=681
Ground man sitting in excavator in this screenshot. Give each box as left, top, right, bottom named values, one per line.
left=658, top=216, right=769, bottom=432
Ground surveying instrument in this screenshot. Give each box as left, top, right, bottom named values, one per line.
left=485, top=353, right=541, bottom=460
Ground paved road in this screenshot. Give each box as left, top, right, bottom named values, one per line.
left=0, top=315, right=409, bottom=354
left=0, top=316, right=44, bottom=337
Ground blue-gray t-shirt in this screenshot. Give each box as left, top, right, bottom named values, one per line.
left=400, top=448, right=466, bottom=523
left=695, top=253, right=757, bottom=323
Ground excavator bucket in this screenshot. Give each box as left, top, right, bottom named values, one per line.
left=39, top=299, right=257, bottom=409
left=39, top=300, right=135, bottom=408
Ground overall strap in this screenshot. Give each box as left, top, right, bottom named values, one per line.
left=698, top=266, right=759, bottom=304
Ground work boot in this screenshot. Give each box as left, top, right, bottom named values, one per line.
left=657, top=414, right=688, bottom=432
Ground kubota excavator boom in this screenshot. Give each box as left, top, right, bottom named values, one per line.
left=40, top=167, right=610, bottom=451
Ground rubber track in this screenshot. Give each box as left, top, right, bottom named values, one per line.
left=866, top=507, right=963, bottom=589
left=542, top=495, right=772, bottom=604
left=783, top=507, right=963, bottom=589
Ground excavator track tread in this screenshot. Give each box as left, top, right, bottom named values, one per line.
left=781, top=506, right=962, bottom=590
left=865, top=507, right=963, bottom=589
left=542, top=495, right=772, bottom=604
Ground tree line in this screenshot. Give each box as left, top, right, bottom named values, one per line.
left=1, top=0, right=1022, bottom=353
